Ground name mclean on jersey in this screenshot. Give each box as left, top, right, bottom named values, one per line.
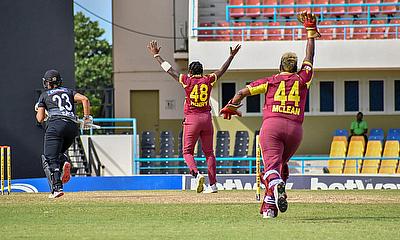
left=272, top=105, right=301, bottom=115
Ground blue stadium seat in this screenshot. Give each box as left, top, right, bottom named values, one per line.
left=368, top=135, right=384, bottom=141
left=369, top=128, right=384, bottom=137
left=334, top=129, right=349, bottom=136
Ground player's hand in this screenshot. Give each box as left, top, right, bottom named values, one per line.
left=230, top=44, right=241, bottom=57
left=297, top=11, right=321, bottom=39
left=34, top=103, right=39, bottom=112
left=147, top=40, right=161, bottom=55
left=219, top=100, right=242, bottom=120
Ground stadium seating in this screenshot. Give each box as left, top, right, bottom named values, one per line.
left=333, top=136, right=348, bottom=147
left=297, top=0, right=312, bottom=13
left=246, top=0, right=261, bottom=18
left=279, top=0, right=295, bottom=17
left=229, top=0, right=245, bottom=18
left=343, top=140, right=364, bottom=174
left=330, top=0, right=346, bottom=15
left=382, top=0, right=399, bottom=15
left=352, top=20, right=369, bottom=39
left=233, top=131, right=250, bottom=173
left=312, top=0, right=329, bottom=14
left=262, top=0, right=278, bottom=17
left=379, top=140, right=399, bottom=173
left=349, top=135, right=366, bottom=148
left=249, top=22, right=265, bottom=40
left=319, top=20, right=334, bottom=40
left=365, top=0, right=381, bottom=15
left=267, top=22, right=283, bottom=40
left=334, top=129, right=349, bottom=136
left=387, top=19, right=400, bottom=39
left=232, top=22, right=247, bottom=41
left=160, top=131, right=174, bottom=158
left=328, top=140, right=347, bottom=173
left=370, top=20, right=386, bottom=39
left=198, top=22, right=214, bottom=41
left=141, top=131, right=156, bottom=158
left=348, top=0, right=364, bottom=15
left=368, top=128, right=385, bottom=141
left=283, top=21, right=300, bottom=40
left=216, top=131, right=230, bottom=173
left=216, top=22, right=231, bottom=41
left=361, top=140, right=382, bottom=174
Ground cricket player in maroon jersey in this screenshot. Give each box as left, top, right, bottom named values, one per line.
left=220, top=11, right=320, bottom=218
left=147, top=40, right=241, bottom=193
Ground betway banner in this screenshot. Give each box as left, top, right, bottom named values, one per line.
left=183, top=174, right=400, bottom=191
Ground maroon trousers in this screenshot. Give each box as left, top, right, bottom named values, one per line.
left=259, top=117, right=303, bottom=195
left=182, top=112, right=217, bottom=185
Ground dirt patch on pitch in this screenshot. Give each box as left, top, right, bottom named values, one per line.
left=60, top=190, right=400, bottom=204
left=4, top=190, right=400, bottom=204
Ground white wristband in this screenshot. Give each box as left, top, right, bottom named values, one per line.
left=153, top=54, right=160, bottom=58
left=161, top=61, right=172, bottom=72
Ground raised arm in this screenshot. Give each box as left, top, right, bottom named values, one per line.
left=147, top=40, right=180, bottom=81
left=304, top=38, right=315, bottom=64
left=297, top=11, right=319, bottom=64
left=214, top=44, right=241, bottom=79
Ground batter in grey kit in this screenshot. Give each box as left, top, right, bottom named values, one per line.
left=35, top=69, right=93, bottom=198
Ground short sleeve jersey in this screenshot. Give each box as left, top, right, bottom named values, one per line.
left=37, top=87, right=77, bottom=121
left=351, top=120, right=368, bottom=135
left=246, top=61, right=313, bottom=123
left=179, top=73, right=217, bottom=115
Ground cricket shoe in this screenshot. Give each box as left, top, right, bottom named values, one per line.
left=196, top=173, right=205, bottom=193
left=204, top=184, right=218, bottom=194
left=61, top=162, right=71, bottom=184
left=273, top=181, right=288, bottom=213
left=48, top=190, right=64, bottom=199
left=262, top=208, right=278, bottom=219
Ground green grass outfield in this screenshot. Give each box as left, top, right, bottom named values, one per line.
left=0, top=190, right=399, bottom=240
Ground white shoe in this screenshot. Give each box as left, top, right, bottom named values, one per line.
left=262, top=209, right=277, bottom=219
left=48, top=191, right=64, bottom=199
left=204, top=184, right=218, bottom=194
left=196, top=174, right=205, bottom=193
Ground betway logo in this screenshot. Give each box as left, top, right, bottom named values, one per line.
left=190, top=178, right=293, bottom=191
left=311, top=177, right=400, bottom=190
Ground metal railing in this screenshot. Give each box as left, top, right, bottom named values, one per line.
left=88, top=137, right=105, bottom=176
left=191, top=2, right=400, bottom=40
left=81, top=118, right=138, bottom=174
left=137, top=156, right=400, bottom=174
left=225, top=3, right=400, bottom=22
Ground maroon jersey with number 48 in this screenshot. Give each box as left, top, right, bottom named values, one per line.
left=247, top=61, right=313, bottom=123
left=179, top=73, right=217, bottom=115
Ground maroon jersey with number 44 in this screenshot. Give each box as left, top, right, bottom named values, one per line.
left=247, top=61, right=313, bottom=123
left=179, top=73, right=217, bottom=115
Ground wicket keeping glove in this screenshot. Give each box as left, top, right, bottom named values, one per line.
left=219, top=100, right=242, bottom=120
left=297, top=11, right=321, bottom=39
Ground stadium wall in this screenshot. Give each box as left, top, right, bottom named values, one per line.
left=0, top=1, right=74, bottom=178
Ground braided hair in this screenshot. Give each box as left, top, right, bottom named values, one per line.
left=279, top=52, right=298, bottom=73
left=188, top=61, right=203, bottom=76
